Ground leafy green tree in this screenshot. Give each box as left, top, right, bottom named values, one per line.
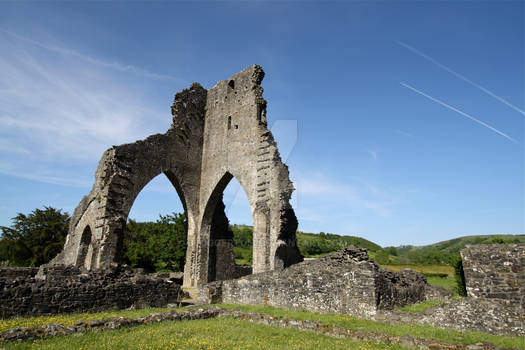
left=482, top=237, right=513, bottom=244
left=373, top=249, right=391, bottom=264
left=0, top=207, right=70, bottom=266
left=121, top=213, right=187, bottom=272
left=231, top=224, right=254, bottom=265
left=385, top=246, right=398, bottom=256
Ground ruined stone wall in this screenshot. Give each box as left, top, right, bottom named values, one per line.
left=461, top=244, right=524, bottom=308
left=52, top=83, right=207, bottom=272
left=52, top=65, right=302, bottom=288
left=376, top=297, right=524, bottom=337
left=0, top=267, right=38, bottom=279
left=199, top=247, right=428, bottom=318
left=196, top=66, right=302, bottom=284
left=0, top=266, right=183, bottom=318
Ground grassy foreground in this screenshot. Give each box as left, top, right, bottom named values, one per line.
left=217, top=304, right=525, bottom=349
left=396, top=300, right=445, bottom=313
left=1, top=304, right=523, bottom=349
left=0, top=307, right=173, bottom=333
left=3, top=318, right=406, bottom=350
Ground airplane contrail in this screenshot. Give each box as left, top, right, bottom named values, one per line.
left=400, top=82, right=519, bottom=144
left=397, top=41, right=525, bottom=117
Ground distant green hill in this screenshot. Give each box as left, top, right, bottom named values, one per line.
left=296, top=231, right=381, bottom=257
left=391, top=234, right=525, bottom=265
left=230, top=225, right=381, bottom=264
left=231, top=225, right=524, bottom=266
left=417, top=234, right=524, bottom=253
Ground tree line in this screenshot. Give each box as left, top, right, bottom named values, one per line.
left=2, top=206, right=521, bottom=275
left=0, top=207, right=187, bottom=271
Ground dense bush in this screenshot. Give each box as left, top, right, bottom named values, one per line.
left=121, top=213, right=187, bottom=272
left=0, top=207, right=69, bottom=266
left=231, top=225, right=253, bottom=265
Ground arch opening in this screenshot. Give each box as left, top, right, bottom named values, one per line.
left=200, top=172, right=256, bottom=283
left=225, top=178, right=254, bottom=269
left=77, top=225, right=92, bottom=269
left=124, top=173, right=188, bottom=273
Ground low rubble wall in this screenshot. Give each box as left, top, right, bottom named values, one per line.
left=461, top=243, right=524, bottom=308
left=0, top=265, right=183, bottom=318
left=199, top=246, right=428, bottom=318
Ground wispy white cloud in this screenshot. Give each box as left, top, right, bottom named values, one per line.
left=293, top=172, right=398, bottom=217
left=395, top=129, right=416, bottom=139
left=367, top=149, right=377, bottom=160
left=397, top=41, right=525, bottom=117
left=295, top=207, right=325, bottom=224
left=0, top=138, right=31, bottom=155
left=0, top=29, right=185, bottom=82
left=0, top=31, right=173, bottom=186
left=0, top=160, right=91, bottom=187
left=400, top=82, right=519, bottom=144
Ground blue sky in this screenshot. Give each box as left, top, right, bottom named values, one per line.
left=0, top=1, right=523, bottom=247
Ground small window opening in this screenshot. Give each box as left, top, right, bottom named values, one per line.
left=257, top=103, right=267, bottom=125
left=228, top=80, right=235, bottom=89
left=228, top=116, right=232, bottom=130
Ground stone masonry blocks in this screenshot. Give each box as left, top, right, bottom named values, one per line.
left=461, top=243, right=524, bottom=308
left=50, top=65, right=303, bottom=287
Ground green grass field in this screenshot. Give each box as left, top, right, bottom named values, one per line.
left=216, top=305, right=524, bottom=349
left=2, top=305, right=523, bottom=350
left=3, top=317, right=407, bottom=350
left=397, top=300, right=445, bottom=313
left=0, top=307, right=173, bottom=333
left=380, top=265, right=453, bottom=275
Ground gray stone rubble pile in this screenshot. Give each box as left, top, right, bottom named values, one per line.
left=199, top=246, right=432, bottom=317
left=376, top=297, right=524, bottom=337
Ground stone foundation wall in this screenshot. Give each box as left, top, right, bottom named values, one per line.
left=461, top=244, right=524, bottom=308
left=0, top=266, right=183, bottom=318
left=199, top=246, right=428, bottom=318
left=0, top=267, right=38, bottom=279
left=376, top=297, right=524, bottom=337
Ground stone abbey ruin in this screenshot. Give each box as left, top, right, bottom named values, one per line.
left=51, top=65, right=302, bottom=287
left=1, top=66, right=524, bottom=340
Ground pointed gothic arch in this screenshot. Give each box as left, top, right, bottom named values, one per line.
left=51, top=65, right=303, bottom=287
left=76, top=225, right=92, bottom=269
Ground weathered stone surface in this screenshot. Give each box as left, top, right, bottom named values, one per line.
left=424, top=285, right=455, bottom=301
left=50, top=65, right=303, bottom=287
left=461, top=244, right=524, bottom=308
left=376, top=297, right=524, bottom=337
left=0, top=266, right=183, bottom=318
left=198, top=246, right=428, bottom=317
left=376, top=268, right=427, bottom=309
left=0, top=267, right=38, bottom=279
